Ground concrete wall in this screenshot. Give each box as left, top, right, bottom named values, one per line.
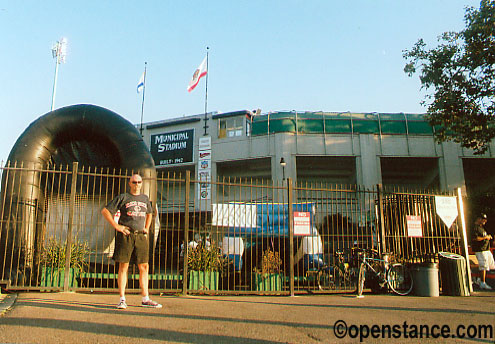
left=141, top=112, right=495, bottom=194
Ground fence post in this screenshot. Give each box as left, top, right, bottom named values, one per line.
left=376, top=184, right=387, bottom=254
left=288, top=178, right=294, bottom=296
left=457, top=187, right=473, bottom=293
left=182, top=170, right=190, bottom=295
left=64, top=162, right=78, bottom=292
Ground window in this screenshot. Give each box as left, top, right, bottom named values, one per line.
left=219, top=117, right=243, bottom=138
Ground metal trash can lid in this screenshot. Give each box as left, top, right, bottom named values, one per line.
left=438, top=252, right=463, bottom=260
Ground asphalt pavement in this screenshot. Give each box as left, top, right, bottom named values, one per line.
left=0, top=290, right=494, bottom=343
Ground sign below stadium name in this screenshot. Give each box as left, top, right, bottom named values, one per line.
left=150, top=129, right=194, bottom=166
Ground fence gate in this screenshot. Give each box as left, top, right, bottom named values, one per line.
left=0, top=163, right=468, bottom=294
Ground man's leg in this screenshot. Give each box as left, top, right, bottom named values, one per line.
left=138, top=262, right=162, bottom=308
left=138, top=262, right=149, bottom=297
left=118, top=262, right=129, bottom=298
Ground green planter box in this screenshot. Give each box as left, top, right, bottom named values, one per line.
left=40, top=267, right=79, bottom=288
left=188, top=270, right=219, bottom=290
left=255, top=273, right=283, bottom=291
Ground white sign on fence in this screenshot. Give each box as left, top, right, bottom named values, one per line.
left=434, top=196, right=458, bottom=229
left=406, top=215, right=423, bottom=237
left=294, top=211, right=311, bottom=236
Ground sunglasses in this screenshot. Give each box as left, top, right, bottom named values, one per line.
left=131, top=181, right=142, bottom=184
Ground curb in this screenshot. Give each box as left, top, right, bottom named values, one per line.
left=0, top=293, right=17, bottom=316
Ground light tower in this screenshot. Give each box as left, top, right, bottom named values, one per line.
left=50, top=37, right=67, bottom=111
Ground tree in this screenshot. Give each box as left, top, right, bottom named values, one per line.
left=403, top=0, right=495, bottom=154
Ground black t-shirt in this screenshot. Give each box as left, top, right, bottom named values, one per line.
left=472, top=224, right=490, bottom=252
left=105, top=193, right=152, bottom=232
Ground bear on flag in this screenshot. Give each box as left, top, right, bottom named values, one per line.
left=187, top=56, right=207, bottom=92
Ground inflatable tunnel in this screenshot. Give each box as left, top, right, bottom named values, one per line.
left=0, top=104, right=157, bottom=274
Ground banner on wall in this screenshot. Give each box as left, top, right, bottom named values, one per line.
left=150, top=129, right=194, bottom=166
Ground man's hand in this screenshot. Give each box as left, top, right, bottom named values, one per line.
left=116, top=225, right=131, bottom=236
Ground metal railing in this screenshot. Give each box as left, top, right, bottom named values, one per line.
left=0, top=162, right=467, bottom=294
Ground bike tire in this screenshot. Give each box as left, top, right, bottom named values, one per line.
left=387, top=263, right=413, bottom=296
left=318, top=269, right=332, bottom=290
left=357, top=263, right=366, bottom=296
left=348, top=267, right=359, bottom=292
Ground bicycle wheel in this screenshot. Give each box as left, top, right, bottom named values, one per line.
left=318, top=269, right=332, bottom=290
left=387, top=263, right=413, bottom=295
left=356, top=263, right=366, bottom=296
left=347, top=267, right=359, bottom=291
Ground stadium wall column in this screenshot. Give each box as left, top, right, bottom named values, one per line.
left=359, top=134, right=381, bottom=189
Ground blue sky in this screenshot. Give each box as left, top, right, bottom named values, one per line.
left=0, top=0, right=480, bottom=161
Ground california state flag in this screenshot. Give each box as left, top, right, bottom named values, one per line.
left=187, top=57, right=207, bottom=92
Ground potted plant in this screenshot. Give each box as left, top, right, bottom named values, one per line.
left=40, top=238, right=90, bottom=288
left=254, top=248, right=283, bottom=291
left=187, top=239, right=228, bottom=291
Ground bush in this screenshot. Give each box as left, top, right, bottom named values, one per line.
left=256, top=248, right=282, bottom=275
left=187, top=242, right=228, bottom=272
left=41, top=238, right=90, bottom=272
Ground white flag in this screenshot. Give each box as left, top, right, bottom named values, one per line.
left=137, top=72, right=145, bottom=93
left=187, top=57, right=207, bottom=92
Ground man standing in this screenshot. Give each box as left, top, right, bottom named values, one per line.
left=102, top=174, right=162, bottom=309
left=472, top=214, right=494, bottom=290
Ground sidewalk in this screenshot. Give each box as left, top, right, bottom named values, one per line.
left=0, top=290, right=494, bottom=343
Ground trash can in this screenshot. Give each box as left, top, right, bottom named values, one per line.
left=411, top=262, right=439, bottom=297
left=438, top=252, right=470, bottom=296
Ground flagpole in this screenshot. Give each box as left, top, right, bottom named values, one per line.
left=204, top=47, right=209, bottom=136
left=139, top=62, right=147, bottom=137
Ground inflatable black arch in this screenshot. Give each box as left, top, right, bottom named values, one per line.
left=8, top=104, right=155, bottom=170
left=1, top=104, right=157, bottom=276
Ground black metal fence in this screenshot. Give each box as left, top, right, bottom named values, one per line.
left=0, top=162, right=467, bottom=294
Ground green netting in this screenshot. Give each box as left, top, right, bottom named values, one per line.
left=269, top=118, right=296, bottom=133
left=407, top=121, right=434, bottom=134
left=324, top=119, right=352, bottom=133
left=298, top=119, right=323, bottom=133
left=350, top=113, right=378, bottom=121
left=268, top=112, right=293, bottom=119
left=297, top=112, right=323, bottom=120
left=251, top=112, right=433, bottom=136
left=380, top=120, right=407, bottom=134
left=405, top=113, right=426, bottom=121
left=379, top=113, right=406, bottom=120
left=353, top=120, right=379, bottom=133
left=251, top=120, right=268, bottom=136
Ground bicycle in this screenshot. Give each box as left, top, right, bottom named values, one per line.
left=316, top=250, right=359, bottom=291
left=355, top=248, right=413, bottom=296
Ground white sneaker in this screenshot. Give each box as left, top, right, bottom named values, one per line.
left=117, top=300, right=127, bottom=309
left=479, top=281, right=493, bottom=290
left=473, top=277, right=481, bottom=286
left=141, top=299, right=162, bottom=308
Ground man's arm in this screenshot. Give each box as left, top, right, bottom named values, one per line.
left=475, top=232, right=493, bottom=241
left=144, top=213, right=153, bottom=234
left=101, top=207, right=131, bottom=235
